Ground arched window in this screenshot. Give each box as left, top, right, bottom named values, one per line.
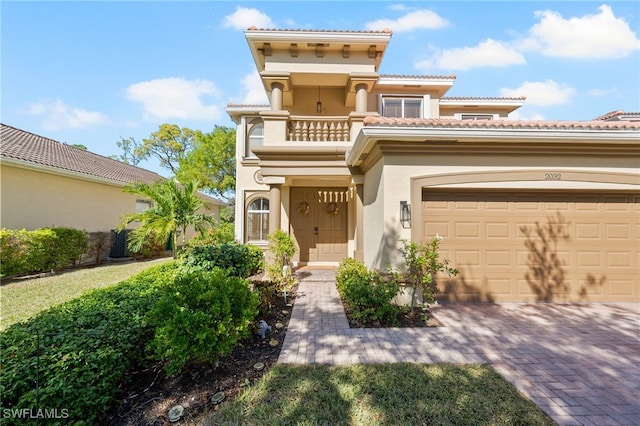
left=246, top=120, right=264, bottom=158
left=246, top=197, right=269, bottom=242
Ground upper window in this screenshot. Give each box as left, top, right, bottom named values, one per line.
left=458, top=114, right=497, bottom=121
left=381, top=96, right=422, bottom=118
left=246, top=120, right=264, bottom=158
left=246, top=197, right=269, bottom=242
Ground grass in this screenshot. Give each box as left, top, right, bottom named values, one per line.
left=0, top=257, right=172, bottom=330
left=202, top=363, right=555, bottom=426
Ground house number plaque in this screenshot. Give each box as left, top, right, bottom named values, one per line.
left=544, top=173, right=562, bottom=181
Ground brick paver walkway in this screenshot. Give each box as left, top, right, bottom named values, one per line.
left=279, top=270, right=640, bottom=426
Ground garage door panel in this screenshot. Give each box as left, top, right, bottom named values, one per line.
left=423, top=191, right=639, bottom=302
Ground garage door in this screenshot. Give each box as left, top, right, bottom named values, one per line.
left=422, top=191, right=639, bottom=302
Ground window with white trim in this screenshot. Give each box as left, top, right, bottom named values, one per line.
left=456, top=113, right=498, bottom=121
left=380, top=96, right=423, bottom=118
left=136, top=199, right=152, bottom=212
left=245, top=119, right=264, bottom=158
left=246, top=197, right=269, bottom=242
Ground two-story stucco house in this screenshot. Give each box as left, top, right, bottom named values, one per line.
left=227, top=28, right=640, bottom=303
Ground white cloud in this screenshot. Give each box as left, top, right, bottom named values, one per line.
left=524, top=5, right=640, bottom=59
left=588, top=87, right=618, bottom=97
left=126, top=77, right=222, bottom=121
left=415, top=39, right=526, bottom=71
left=240, top=70, right=269, bottom=105
left=26, top=99, right=109, bottom=130
left=388, top=4, right=410, bottom=12
left=500, top=80, right=576, bottom=106
left=508, top=110, right=546, bottom=121
left=365, top=10, right=448, bottom=32
left=223, top=7, right=275, bottom=30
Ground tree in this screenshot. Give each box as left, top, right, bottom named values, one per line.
left=110, top=137, right=142, bottom=165
left=177, top=126, right=236, bottom=201
left=135, top=124, right=199, bottom=174
left=117, top=179, right=215, bottom=258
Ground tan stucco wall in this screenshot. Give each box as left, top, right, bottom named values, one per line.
left=362, top=152, right=640, bottom=270
left=1, top=164, right=140, bottom=232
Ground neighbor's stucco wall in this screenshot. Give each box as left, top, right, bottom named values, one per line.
left=1, top=164, right=221, bottom=241
left=1, top=164, right=139, bottom=232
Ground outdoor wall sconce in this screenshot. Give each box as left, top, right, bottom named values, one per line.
left=400, top=200, right=411, bottom=228
left=316, top=87, right=322, bottom=113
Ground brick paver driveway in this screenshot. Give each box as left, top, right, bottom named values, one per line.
left=280, top=272, right=640, bottom=426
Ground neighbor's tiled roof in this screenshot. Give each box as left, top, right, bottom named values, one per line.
left=362, top=116, right=640, bottom=130
left=0, top=123, right=164, bottom=184
left=593, top=110, right=640, bottom=121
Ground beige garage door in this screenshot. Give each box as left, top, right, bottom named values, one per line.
left=422, top=191, right=639, bottom=302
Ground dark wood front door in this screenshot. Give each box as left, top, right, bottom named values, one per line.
left=291, top=187, right=348, bottom=263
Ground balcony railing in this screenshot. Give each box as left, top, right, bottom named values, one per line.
left=288, top=116, right=350, bottom=142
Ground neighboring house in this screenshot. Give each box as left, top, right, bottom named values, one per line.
left=227, top=28, right=640, bottom=303
left=0, top=124, right=223, bottom=246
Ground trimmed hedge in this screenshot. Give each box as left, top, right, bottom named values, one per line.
left=0, top=262, right=177, bottom=424
left=180, top=242, right=263, bottom=278
left=0, top=227, right=88, bottom=277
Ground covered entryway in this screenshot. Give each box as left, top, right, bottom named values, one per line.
left=291, top=187, right=348, bottom=264
left=422, top=190, right=639, bottom=302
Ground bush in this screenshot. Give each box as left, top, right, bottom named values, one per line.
left=266, top=230, right=296, bottom=294
left=0, top=229, right=29, bottom=276
left=0, top=261, right=177, bottom=424
left=84, top=231, right=114, bottom=265
left=190, top=222, right=235, bottom=246
left=180, top=242, right=263, bottom=278
left=50, top=227, right=88, bottom=267
left=336, top=258, right=400, bottom=325
left=147, top=269, right=259, bottom=375
left=0, top=227, right=89, bottom=277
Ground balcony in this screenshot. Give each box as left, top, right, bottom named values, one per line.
left=288, top=116, right=350, bottom=142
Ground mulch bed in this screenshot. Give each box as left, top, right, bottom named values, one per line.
left=342, top=302, right=444, bottom=328
left=100, top=287, right=297, bottom=426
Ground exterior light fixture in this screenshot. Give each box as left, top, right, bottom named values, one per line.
left=316, top=87, right=322, bottom=113
left=400, top=200, right=411, bottom=228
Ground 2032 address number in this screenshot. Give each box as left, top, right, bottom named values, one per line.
left=544, top=173, right=562, bottom=181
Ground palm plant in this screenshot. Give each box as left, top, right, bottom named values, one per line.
left=118, top=179, right=216, bottom=258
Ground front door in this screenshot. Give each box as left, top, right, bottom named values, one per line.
left=290, top=187, right=348, bottom=263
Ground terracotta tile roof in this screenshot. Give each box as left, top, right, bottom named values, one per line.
left=593, top=110, right=640, bottom=121
left=1, top=123, right=164, bottom=184
left=380, top=74, right=456, bottom=80
left=362, top=116, right=640, bottom=130
left=246, top=27, right=393, bottom=34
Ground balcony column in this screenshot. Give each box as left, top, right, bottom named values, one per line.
left=354, top=183, right=364, bottom=261
left=355, top=83, right=368, bottom=113
left=270, top=83, right=283, bottom=111
left=268, top=184, right=282, bottom=234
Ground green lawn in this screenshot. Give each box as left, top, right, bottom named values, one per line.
left=202, top=363, right=555, bottom=426
left=0, top=257, right=172, bottom=330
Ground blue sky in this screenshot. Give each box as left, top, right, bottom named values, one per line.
left=3, top=1, right=639, bottom=176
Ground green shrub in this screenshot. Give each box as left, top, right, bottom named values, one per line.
left=336, top=258, right=400, bottom=325
left=0, top=261, right=177, bottom=424
left=84, top=231, right=114, bottom=265
left=189, top=222, right=235, bottom=246
left=147, top=269, right=259, bottom=375
left=265, top=230, right=296, bottom=293
left=399, top=238, right=458, bottom=305
left=0, top=227, right=89, bottom=277
left=180, top=242, right=263, bottom=278
left=0, top=229, right=29, bottom=276
left=50, top=227, right=88, bottom=267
